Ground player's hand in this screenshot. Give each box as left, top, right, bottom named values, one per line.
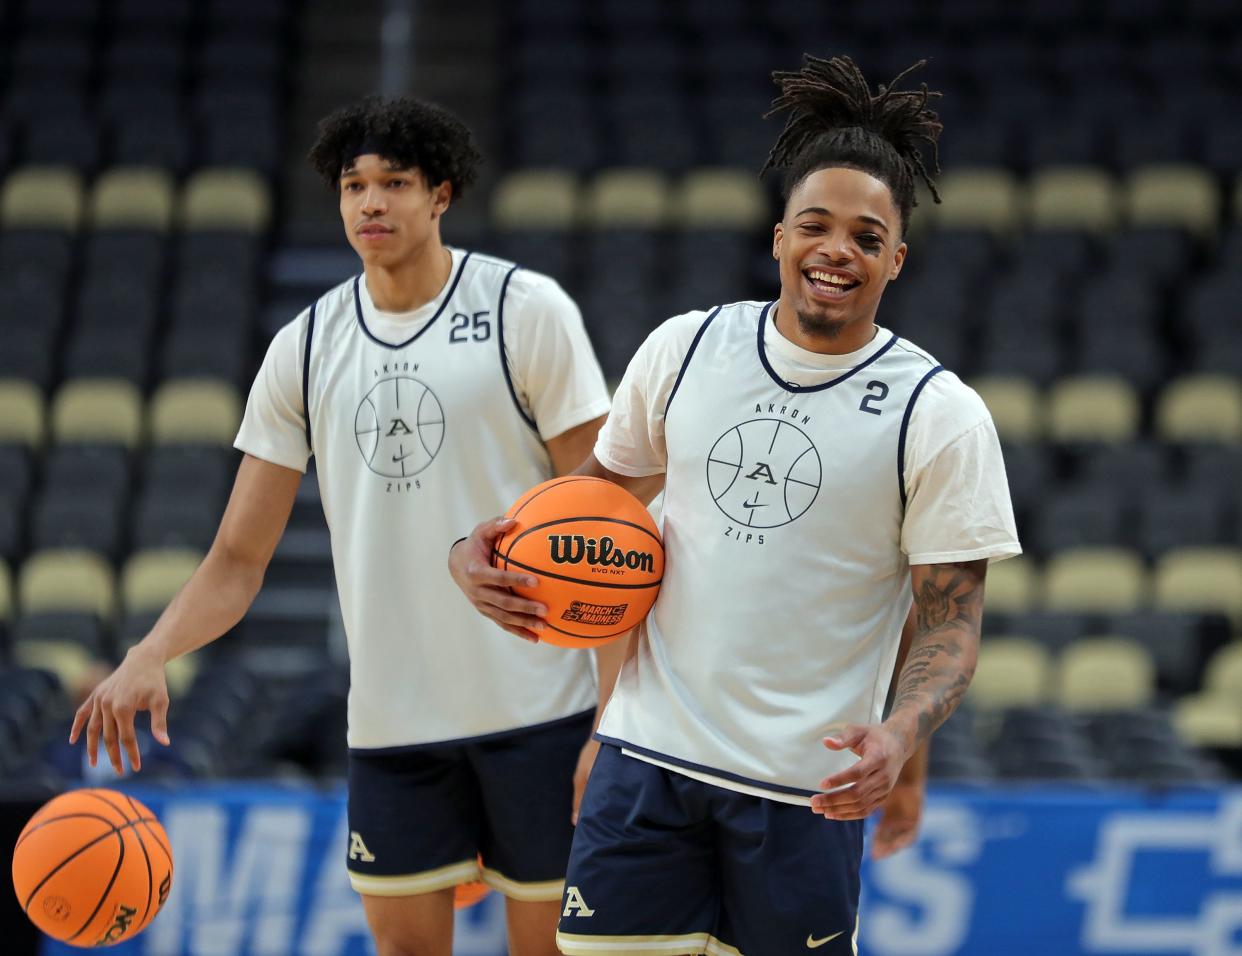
left=810, top=723, right=908, bottom=821
left=870, top=781, right=924, bottom=859
left=449, top=516, right=548, bottom=643
left=68, top=644, right=171, bottom=775
left=571, top=738, right=600, bottom=825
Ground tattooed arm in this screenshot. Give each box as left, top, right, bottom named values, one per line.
left=810, top=559, right=986, bottom=821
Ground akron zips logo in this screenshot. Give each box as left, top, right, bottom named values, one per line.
left=355, top=376, right=446, bottom=478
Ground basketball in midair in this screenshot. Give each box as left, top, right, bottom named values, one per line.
left=11, top=789, right=173, bottom=947
left=492, top=476, right=664, bottom=647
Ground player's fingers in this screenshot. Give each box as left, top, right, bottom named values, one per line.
left=115, top=706, right=141, bottom=773
left=466, top=559, right=537, bottom=590
left=100, top=709, right=124, bottom=775
left=822, top=725, right=868, bottom=753
left=479, top=588, right=547, bottom=617
left=818, top=755, right=876, bottom=792
left=872, top=825, right=916, bottom=860
left=69, top=696, right=93, bottom=743
left=476, top=516, right=517, bottom=544
left=478, top=599, right=546, bottom=632
left=85, top=701, right=103, bottom=766
left=149, top=695, right=171, bottom=747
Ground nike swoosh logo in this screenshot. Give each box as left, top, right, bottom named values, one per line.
left=392, top=451, right=415, bottom=462
left=741, top=500, right=766, bottom=509
left=807, top=931, right=843, bottom=949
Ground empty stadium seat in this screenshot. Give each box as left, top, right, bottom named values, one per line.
left=181, top=168, right=271, bottom=232
left=490, top=170, right=579, bottom=230
left=928, top=168, right=1021, bottom=234
left=1136, top=485, right=1229, bottom=555
left=969, top=376, right=1043, bottom=441
left=121, top=548, right=203, bottom=615
left=1044, top=548, right=1146, bottom=613
left=970, top=637, right=1051, bottom=708
left=582, top=170, right=671, bottom=229
left=18, top=549, right=115, bottom=618
left=1027, top=168, right=1120, bottom=232
left=1124, top=165, right=1220, bottom=237
left=1057, top=637, right=1155, bottom=711
left=0, top=167, right=85, bottom=230
left=1032, top=488, right=1127, bottom=555
left=50, top=379, right=144, bottom=447
left=1153, top=547, right=1242, bottom=620
left=982, top=554, right=1039, bottom=614
left=1204, top=643, right=1242, bottom=696
left=0, top=380, right=43, bottom=447
left=1155, top=375, right=1242, bottom=444
left=149, top=379, right=242, bottom=446
left=90, top=167, right=176, bottom=231
left=1174, top=693, right=1242, bottom=748
left=988, top=611, right=1090, bottom=652
left=673, top=169, right=768, bottom=229
left=1046, top=376, right=1140, bottom=444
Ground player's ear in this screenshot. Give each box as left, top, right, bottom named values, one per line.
left=889, top=241, right=907, bottom=280
left=772, top=222, right=783, bottom=261
left=431, top=180, right=452, bottom=218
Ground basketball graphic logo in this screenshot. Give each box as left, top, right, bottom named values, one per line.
left=354, top=377, right=445, bottom=478
left=706, top=418, right=822, bottom=528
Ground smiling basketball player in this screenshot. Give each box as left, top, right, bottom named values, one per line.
left=70, top=96, right=620, bottom=956
left=452, top=56, right=1021, bottom=955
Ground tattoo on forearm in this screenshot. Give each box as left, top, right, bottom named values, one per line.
left=891, top=561, right=986, bottom=748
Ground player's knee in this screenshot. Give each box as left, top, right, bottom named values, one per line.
left=362, top=892, right=454, bottom=956
left=369, top=925, right=448, bottom=956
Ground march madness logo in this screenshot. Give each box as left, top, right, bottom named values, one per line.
left=355, top=377, right=445, bottom=478
left=706, top=418, right=822, bottom=528
left=562, top=601, right=628, bottom=627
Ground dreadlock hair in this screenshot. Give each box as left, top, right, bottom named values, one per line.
left=761, top=55, right=943, bottom=236
left=308, top=95, right=481, bottom=198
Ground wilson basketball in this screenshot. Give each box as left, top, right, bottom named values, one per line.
left=492, top=476, right=664, bottom=647
left=454, top=879, right=490, bottom=909
left=11, top=789, right=173, bottom=947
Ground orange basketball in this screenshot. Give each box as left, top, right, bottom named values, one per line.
left=11, top=789, right=173, bottom=947
left=454, top=878, right=490, bottom=909
left=492, top=476, right=663, bottom=647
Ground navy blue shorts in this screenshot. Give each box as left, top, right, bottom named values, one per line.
left=346, top=710, right=593, bottom=901
left=557, top=744, right=862, bottom=956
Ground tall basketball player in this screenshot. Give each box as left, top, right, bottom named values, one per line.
left=453, top=56, right=1020, bottom=955
left=70, top=97, right=621, bottom=956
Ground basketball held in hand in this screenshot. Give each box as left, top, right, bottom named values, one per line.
left=11, top=789, right=173, bottom=948
left=492, top=476, right=664, bottom=647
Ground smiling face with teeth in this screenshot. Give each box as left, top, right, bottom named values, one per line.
left=772, top=166, right=907, bottom=355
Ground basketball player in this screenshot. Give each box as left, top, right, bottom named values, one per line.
left=452, top=56, right=1020, bottom=955
left=69, top=96, right=622, bottom=956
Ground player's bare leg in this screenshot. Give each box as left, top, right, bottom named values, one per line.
left=361, top=890, right=455, bottom=956
left=505, top=898, right=562, bottom=956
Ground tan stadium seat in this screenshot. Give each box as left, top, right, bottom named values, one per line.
left=0, top=167, right=84, bottom=230
left=50, top=379, right=143, bottom=447
left=490, top=170, right=579, bottom=230
left=13, top=640, right=100, bottom=692
left=181, top=168, right=271, bottom=232
left=1154, top=375, right=1242, bottom=444
left=0, top=379, right=44, bottom=447
left=968, top=376, right=1042, bottom=442
left=18, top=549, right=115, bottom=618
left=1028, top=167, right=1120, bottom=232
left=969, top=637, right=1051, bottom=708
left=1046, top=376, right=1140, bottom=444
left=121, top=549, right=203, bottom=615
left=1043, top=547, right=1146, bottom=613
left=673, top=169, right=768, bottom=229
left=1153, top=547, right=1242, bottom=620
left=91, top=167, right=176, bottom=231
left=1174, top=693, right=1242, bottom=748
left=1125, top=165, right=1219, bottom=237
left=1057, top=637, right=1155, bottom=711
left=983, top=555, right=1040, bottom=614
left=928, top=168, right=1021, bottom=235
left=0, top=559, right=11, bottom=624
left=149, top=379, right=242, bottom=446
left=1204, top=643, right=1242, bottom=696
left=582, top=169, right=671, bottom=229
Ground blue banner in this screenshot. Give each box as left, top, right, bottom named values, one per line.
left=40, top=784, right=1242, bottom=956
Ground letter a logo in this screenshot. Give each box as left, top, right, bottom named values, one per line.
left=386, top=418, right=413, bottom=437
left=349, top=831, right=376, bottom=863
left=746, top=462, right=777, bottom=485
left=562, top=886, right=596, bottom=917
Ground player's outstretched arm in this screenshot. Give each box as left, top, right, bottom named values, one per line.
left=812, top=559, right=985, bottom=822
left=69, top=454, right=302, bottom=775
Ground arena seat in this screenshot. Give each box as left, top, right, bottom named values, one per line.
left=1124, top=164, right=1219, bottom=236
left=49, top=379, right=144, bottom=447
left=969, top=376, right=1043, bottom=442
left=1204, top=643, right=1242, bottom=696
left=18, top=548, right=115, bottom=618
left=1174, top=693, right=1242, bottom=748
left=1032, top=488, right=1127, bottom=555
left=981, top=554, right=1039, bottom=614
left=1057, top=637, right=1155, bottom=711
left=1046, top=375, right=1140, bottom=444
left=490, top=170, right=579, bottom=230
left=673, top=169, right=768, bottom=230
left=927, top=167, right=1021, bottom=234
left=0, top=381, right=43, bottom=447
left=988, top=611, right=1090, bottom=652
left=0, top=167, right=84, bottom=230
left=90, top=167, right=176, bottom=231
left=582, top=169, right=671, bottom=229
left=181, top=168, right=272, bottom=232
left=149, top=379, right=243, bottom=447
left=1153, top=547, right=1242, bottom=621
left=1155, top=375, right=1242, bottom=444
left=969, top=637, right=1051, bottom=708
left=1027, top=167, right=1119, bottom=232
left=1043, top=547, right=1147, bottom=613
left=121, top=548, right=203, bottom=616
left=1136, top=485, right=1229, bottom=555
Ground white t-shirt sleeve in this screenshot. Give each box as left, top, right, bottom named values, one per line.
left=901, top=371, right=1022, bottom=565
left=234, top=315, right=312, bottom=473
left=593, top=311, right=708, bottom=477
left=505, top=272, right=612, bottom=441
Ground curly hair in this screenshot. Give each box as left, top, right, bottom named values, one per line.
left=761, top=55, right=944, bottom=235
left=308, top=95, right=482, bottom=197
